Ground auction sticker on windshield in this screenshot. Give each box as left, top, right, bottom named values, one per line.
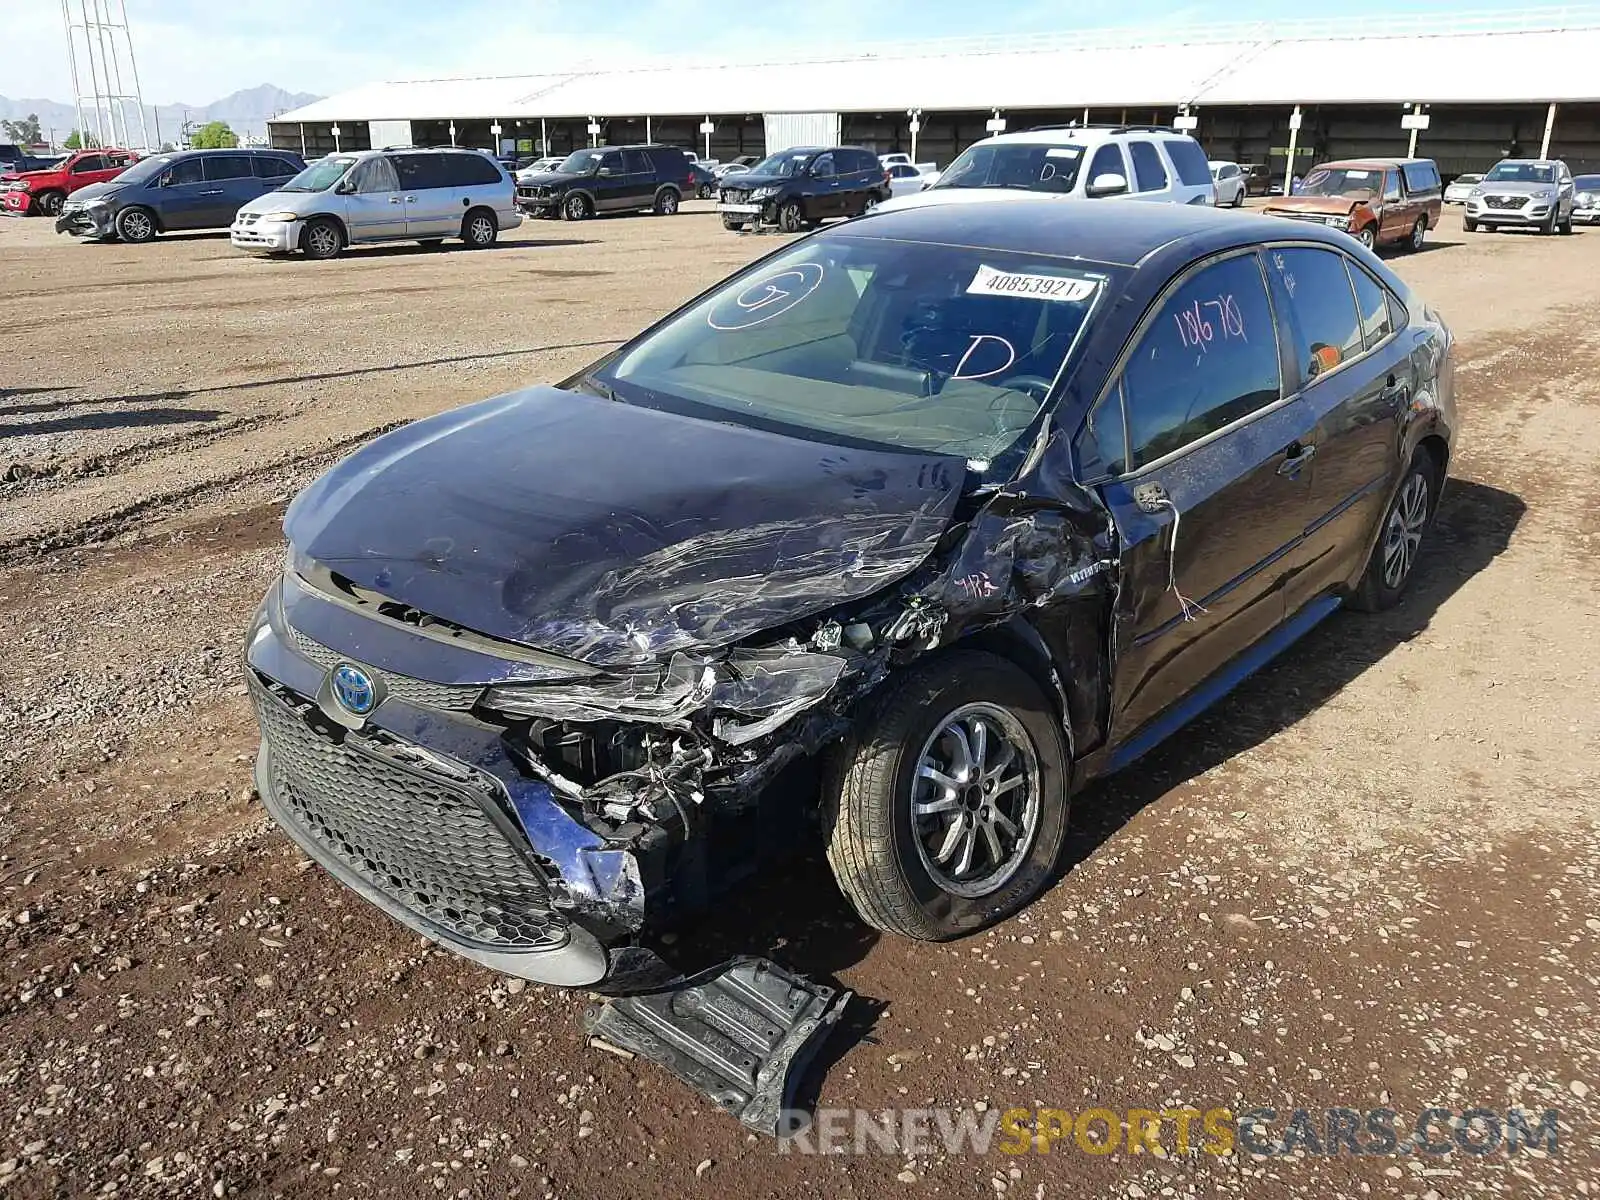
left=967, top=265, right=1098, bottom=303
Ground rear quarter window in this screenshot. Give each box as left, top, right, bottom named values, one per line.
left=441, top=154, right=504, bottom=186
left=1402, top=161, right=1440, bottom=192
left=1162, top=139, right=1214, bottom=188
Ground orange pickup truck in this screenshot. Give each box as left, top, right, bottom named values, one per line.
left=1262, top=157, right=1443, bottom=252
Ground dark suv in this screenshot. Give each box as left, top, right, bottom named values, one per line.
left=54, top=148, right=306, bottom=242
left=717, top=146, right=889, bottom=232
left=516, top=144, right=696, bottom=220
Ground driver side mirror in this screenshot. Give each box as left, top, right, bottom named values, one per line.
left=597, top=166, right=615, bottom=177
left=334, top=179, right=356, bottom=195
left=1086, top=172, right=1129, bottom=198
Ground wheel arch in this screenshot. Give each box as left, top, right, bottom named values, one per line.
left=118, top=202, right=164, bottom=234
left=946, top=619, right=1086, bottom=768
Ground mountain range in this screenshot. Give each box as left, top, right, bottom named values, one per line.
left=0, top=84, right=321, bottom=145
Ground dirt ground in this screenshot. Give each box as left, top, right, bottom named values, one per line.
left=1, top=202, right=1597, bottom=1199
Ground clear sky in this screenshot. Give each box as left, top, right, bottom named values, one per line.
left=9, top=0, right=1492, bottom=104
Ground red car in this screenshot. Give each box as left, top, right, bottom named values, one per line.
left=1, top=148, right=138, bottom=217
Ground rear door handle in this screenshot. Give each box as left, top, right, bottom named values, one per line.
left=405, top=195, right=419, bottom=202
left=1277, top=442, right=1316, bottom=475
left=199, top=188, right=223, bottom=195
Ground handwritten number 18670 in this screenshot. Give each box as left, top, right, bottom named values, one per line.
left=1173, top=294, right=1247, bottom=351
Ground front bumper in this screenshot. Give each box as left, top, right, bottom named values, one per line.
left=55, top=203, right=114, bottom=237
left=245, top=571, right=658, bottom=988
left=515, top=190, right=558, bottom=216
left=2, top=190, right=33, bottom=215
left=230, top=217, right=300, bottom=252
left=1465, top=198, right=1554, bottom=226
left=1573, top=206, right=1600, bottom=224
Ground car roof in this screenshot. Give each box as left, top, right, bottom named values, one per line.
left=1494, top=158, right=1561, bottom=166
left=840, top=193, right=1339, bottom=271
left=977, top=126, right=1188, bottom=147
left=1317, top=157, right=1432, bottom=169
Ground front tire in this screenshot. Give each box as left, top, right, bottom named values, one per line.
left=1232, top=187, right=1245, bottom=208
left=824, top=651, right=1070, bottom=941
left=114, top=205, right=158, bottom=244
left=34, top=190, right=66, bottom=217
left=1464, top=218, right=1478, bottom=232
left=1352, top=450, right=1438, bottom=612
left=777, top=199, right=805, bottom=233
left=721, top=216, right=747, bottom=231
left=1355, top=224, right=1377, bottom=251
left=460, top=207, right=498, bottom=248
left=562, top=192, right=592, bottom=221
left=300, top=217, right=344, bottom=260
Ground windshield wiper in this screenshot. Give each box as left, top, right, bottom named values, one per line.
left=573, top=374, right=622, bottom=403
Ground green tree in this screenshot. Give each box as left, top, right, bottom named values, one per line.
left=190, top=120, right=238, bottom=149
left=63, top=129, right=101, bottom=150
left=2, top=114, right=44, bottom=145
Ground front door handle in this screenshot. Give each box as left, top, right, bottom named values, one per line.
left=199, top=188, right=224, bottom=195
left=1277, top=442, right=1316, bottom=475
left=389, top=195, right=403, bottom=204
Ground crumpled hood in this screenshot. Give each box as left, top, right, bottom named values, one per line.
left=63, top=180, right=123, bottom=205
left=285, top=386, right=966, bottom=668
left=1264, top=194, right=1369, bottom=216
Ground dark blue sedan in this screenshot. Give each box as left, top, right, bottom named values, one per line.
left=244, top=196, right=1455, bottom=994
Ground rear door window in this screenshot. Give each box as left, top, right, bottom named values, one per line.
left=203, top=154, right=255, bottom=181
left=1128, top=142, right=1169, bottom=192
left=1163, top=139, right=1214, bottom=187
left=394, top=153, right=449, bottom=190
left=623, top=149, right=652, bottom=176
left=254, top=156, right=296, bottom=179
left=1264, top=247, right=1364, bottom=383
left=1347, top=264, right=1396, bottom=351
left=1401, top=161, right=1440, bottom=192
left=1119, top=252, right=1282, bottom=468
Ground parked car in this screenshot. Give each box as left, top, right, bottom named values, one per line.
left=515, top=156, right=564, bottom=183
left=230, top=147, right=520, bottom=258
left=717, top=145, right=889, bottom=231
left=1463, top=159, right=1575, bottom=235
left=886, top=162, right=933, bottom=197
left=1243, top=163, right=1273, bottom=196
left=515, top=144, right=697, bottom=220
left=1443, top=172, right=1483, bottom=204
left=0, top=143, right=28, bottom=172
left=244, top=199, right=1454, bottom=1000
left=55, top=148, right=306, bottom=243
left=873, top=125, right=1215, bottom=215
left=1572, top=173, right=1600, bottom=225
left=714, top=155, right=761, bottom=179
left=1, top=148, right=138, bottom=217
left=689, top=161, right=718, bottom=199
left=1209, top=159, right=1247, bottom=206
left=1262, top=158, right=1442, bottom=252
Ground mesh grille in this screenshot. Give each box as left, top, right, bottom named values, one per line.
left=252, top=678, right=563, bottom=949
left=284, top=624, right=484, bottom=711
left=1486, top=195, right=1529, bottom=209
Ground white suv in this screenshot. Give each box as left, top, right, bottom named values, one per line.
left=873, top=125, right=1215, bottom=214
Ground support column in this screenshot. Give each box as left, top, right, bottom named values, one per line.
left=299, top=122, right=306, bottom=157
left=908, top=108, right=921, bottom=162
left=1540, top=102, right=1558, bottom=159
left=701, top=117, right=713, bottom=160
left=645, top=115, right=652, bottom=143
left=1284, top=105, right=1302, bottom=193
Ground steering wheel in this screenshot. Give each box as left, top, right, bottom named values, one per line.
left=998, top=374, right=1055, bottom=404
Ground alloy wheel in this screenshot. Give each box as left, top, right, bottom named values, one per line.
left=306, top=224, right=340, bottom=257
left=469, top=214, right=495, bottom=244
left=121, top=210, right=153, bottom=241
left=1411, top=219, right=1425, bottom=250
left=1381, top=472, right=1430, bottom=590
left=910, top=703, right=1042, bottom=899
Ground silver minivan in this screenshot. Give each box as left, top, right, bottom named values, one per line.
left=230, top=147, right=522, bottom=258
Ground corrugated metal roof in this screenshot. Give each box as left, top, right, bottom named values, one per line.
left=269, top=9, right=1600, bottom=126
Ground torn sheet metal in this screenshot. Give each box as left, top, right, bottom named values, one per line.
left=582, top=956, right=851, bottom=1135
left=285, top=385, right=966, bottom=669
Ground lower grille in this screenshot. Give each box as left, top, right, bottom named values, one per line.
left=252, top=677, right=563, bottom=949
left=237, top=212, right=260, bottom=226
left=721, top=189, right=750, bottom=204
left=284, top=623, right=484, bottom=711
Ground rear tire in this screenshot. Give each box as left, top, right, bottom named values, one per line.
left=1408, top=218, right=1426, bottom=252
left=114, top=205, right=158, bottom=244
left=1351, top=450, right=1439, bottom=612
left=300, top=217, right=344, bottom=260
left=460, top=207, right=498, bottom=248
left=824, top=651, right=1070, bottom=941
left=652, top=187, right=680, bottom=215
